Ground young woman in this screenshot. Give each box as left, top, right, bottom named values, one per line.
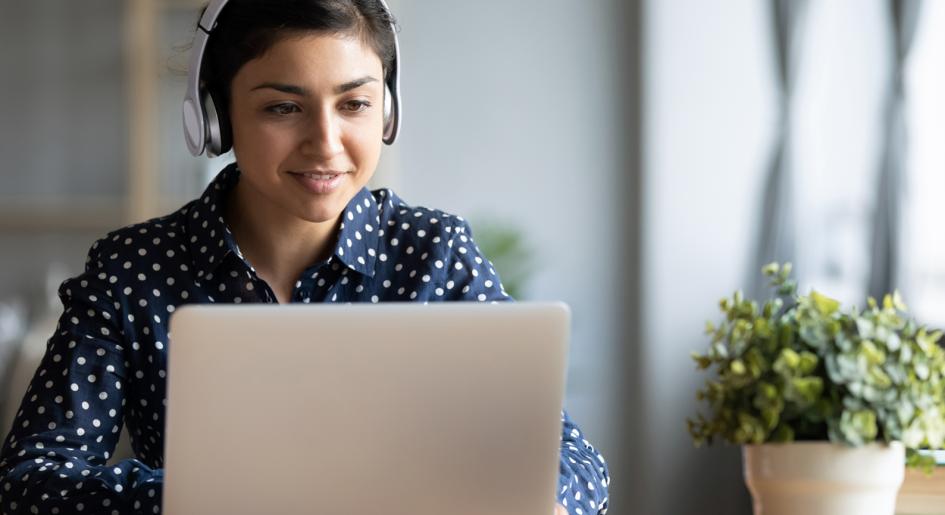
left=0, top=1, right=610, bottom=514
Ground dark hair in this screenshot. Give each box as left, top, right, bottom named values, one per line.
left=199, top=0, right=398, bottom=108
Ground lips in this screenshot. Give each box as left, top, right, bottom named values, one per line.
left=288, top=170, right=349, bottom=194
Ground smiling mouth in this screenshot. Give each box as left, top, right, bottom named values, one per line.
left=290, top=171, right=348, bottom=180
left=288, top=170, right=349, bottom=195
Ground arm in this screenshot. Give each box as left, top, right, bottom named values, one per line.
left=441, top=219, right=611, bottom=514
left=557, top=410, right=610, bottom=514
left=0, top=238, right=163, bottom=514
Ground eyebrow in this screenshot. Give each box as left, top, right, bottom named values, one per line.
left=250, top=76, right=380, bottom=96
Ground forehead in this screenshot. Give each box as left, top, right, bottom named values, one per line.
left=235, top=33, right=383, bottom=87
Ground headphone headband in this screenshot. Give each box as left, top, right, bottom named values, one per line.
left=183, top=0, right=402, bottom=157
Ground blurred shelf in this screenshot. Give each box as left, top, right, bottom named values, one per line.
left=0, top=200, right=123, bottom=232
left=0, top=198, right=191, bottom=232
left=896, top=466, right=945, bottom=515
left=0, top=3, right=207, bottom=235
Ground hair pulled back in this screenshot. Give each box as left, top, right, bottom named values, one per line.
left=199, top=0, right=398, bottom=108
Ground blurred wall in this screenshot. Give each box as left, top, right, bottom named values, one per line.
left=639, top=0, right=775, bottom=513
left=388, top=0, right=630, bottom=489
left=390, top=0, right=772, bottom=512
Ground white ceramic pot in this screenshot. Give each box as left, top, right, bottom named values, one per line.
left=743, top=441, right=905, bottom=515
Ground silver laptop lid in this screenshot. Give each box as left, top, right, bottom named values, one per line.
left=163, top=302, right=570, bottom=515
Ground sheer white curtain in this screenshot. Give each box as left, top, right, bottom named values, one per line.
left=749, top=0, right=806, bottom=301
left=761, top=0, right=943, bottom=329
left=789, top=0, right=891, bottom=306
left=902, top=1, right=945, bottom=327
left=868, top=0, right=923, bottom=301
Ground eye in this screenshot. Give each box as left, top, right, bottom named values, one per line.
left=343, top=100, right=371, bottom=113
left=265, top=103, right=300, bottom=116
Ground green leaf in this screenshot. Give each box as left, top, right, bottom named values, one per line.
left=859, top=340, right=885, bottom=365
left=737, top=413, right=767, bottom=444
left=712, top=341, right=729, bottom=359
left=929, top=330, right=944, bottom=345
left=916, top=329, right=938, bottom=356
left=791, top=376, right=823, bottom=404
left=839, top=409, right=877, bottom=445
left=778, top=281, right=797, bottom=296
left=705, top=321, right=716, bottom=335
left=691, top=351, right=712, bottom=370
left=773, top=348, right=801, bottom=377
left=762, top=263, right=780, bottom=277
left=856, top=318, right=876, bottom=339
left=866, top=366, right=892, bottom=389
left=777, top=323, right=795, bottom=350
left=886, top=332, right=902, bottom=352
left=798, top=351, right=819, bottom=375
left=906, top=449, right=936, bottom=475
left=892, top=291, right=908, bottom=312
left=810, top=290, right=840, bottom=316
left=744, top=348, right=767, bottom=379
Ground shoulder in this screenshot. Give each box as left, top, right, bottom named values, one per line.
left=371, top=188, right=474, bottom=248
left=54, top=202, right=195, bottom=318
left=80, top=201, right=196, bottom=273
left=369, top=189, right=509, bottom=302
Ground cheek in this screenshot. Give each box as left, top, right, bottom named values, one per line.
left=348, top=116, right=385, bottom=158
left=346, top=131, right=382, bottom=169
left=233, top=112, right=299, bottom=158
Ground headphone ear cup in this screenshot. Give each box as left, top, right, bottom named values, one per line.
left=383, top=84, right=392, bottom=132
left=203, top=88, right=233, bottom=157
left=216, top=93, right=233, bottom=156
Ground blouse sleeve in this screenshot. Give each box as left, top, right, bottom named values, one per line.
left=0, top=238, right=163, bottom=515
left=440, top=219, right=611, bottom=514
left=438, top=217, right=511, bottom=302
left=557, top=410, right=610, bottom=514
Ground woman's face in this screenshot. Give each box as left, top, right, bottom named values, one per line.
left=228, top=32, right=385, bottom=224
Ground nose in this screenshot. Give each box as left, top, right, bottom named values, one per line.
left=300, top=106, right=344, bottom=159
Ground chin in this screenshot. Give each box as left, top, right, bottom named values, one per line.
left=298, top=210, right=340, bottom=225
left=297, top=201, right=346, bottom=225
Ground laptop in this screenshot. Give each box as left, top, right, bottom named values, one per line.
left=162, top=302, right=570, bottom=515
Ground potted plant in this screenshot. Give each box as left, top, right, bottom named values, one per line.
left=688, top=263, right=945, bottom=515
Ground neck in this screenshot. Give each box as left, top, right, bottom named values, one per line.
left=225, top=179, right=339, bottom=288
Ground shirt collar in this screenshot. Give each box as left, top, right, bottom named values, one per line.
left=185, top=162, right=242, bottom=280
left=186, top=163, right=380, bottom=279
left=333, top=186, right=380, bottom=277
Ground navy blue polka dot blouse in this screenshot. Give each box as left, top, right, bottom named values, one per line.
left=0, top=163, right=610, bottom=514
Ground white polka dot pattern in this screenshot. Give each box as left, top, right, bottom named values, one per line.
left=0, top=163, right=609, bottom=514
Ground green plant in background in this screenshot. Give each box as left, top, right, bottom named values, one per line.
left=468, top=220, right=534, bottom=300
left=688, top=263, right=945, bottom=471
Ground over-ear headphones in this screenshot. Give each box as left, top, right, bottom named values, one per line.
left=182, top=0, right=402, bottom=157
